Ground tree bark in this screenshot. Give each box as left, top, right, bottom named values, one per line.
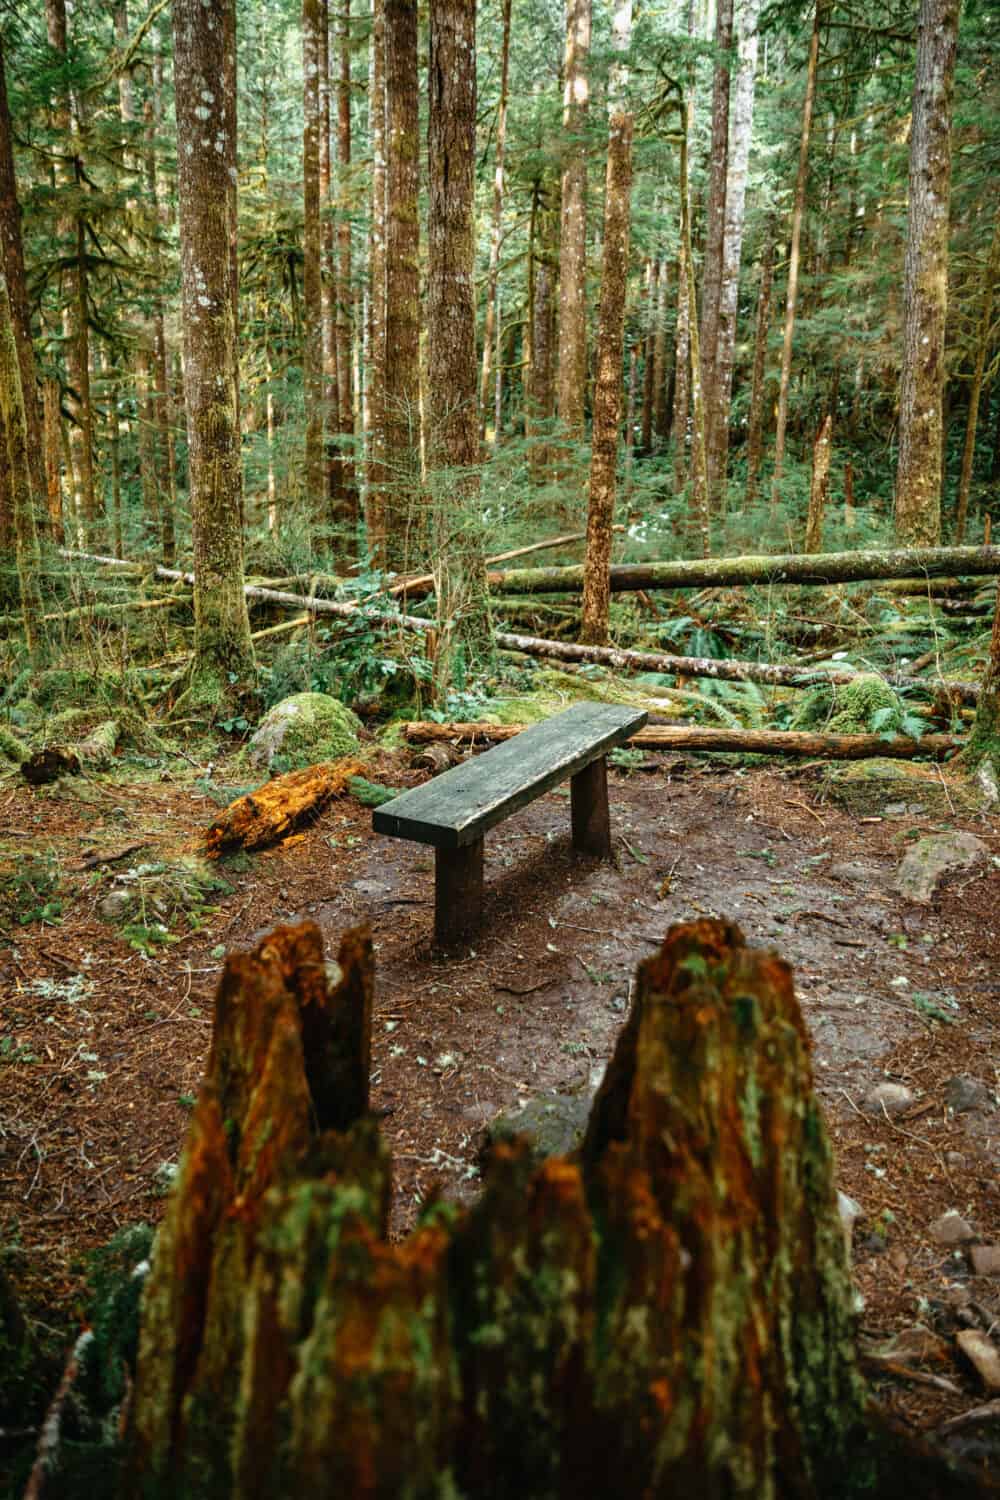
left=894, top=0, right=960, bottom=548
left=0, top=271, right=44, bottom=671
left=770, top=2, right=821, bottom=509
left=43, top=377, right=64, bottom=544
left=804, top=412, right=832, bottom=553
left=743, top=230, right=774, bottom=506
left=172, top=0, right=254, bottom=689
left=123, top=916, right=985, bottom=1497
left=303, top=0, right=326, bottom=528
left=366, top=0, right=389, bottom=565
left=383, top=0, right=421, bottom=569
left=954, top=208, right=1000, bottom=545
left=555, top=0, right=591, bottom=459
left=0, top=36, right=45, bottom=522
left=580, top=0, right=633, bottom=644
left=710, top=0, right=761, bottom=507
left=963, top=578, right=1000, bottom=782
left=699, top=0, right=734, bottom=500
left=679, top=87, right=711, bottom=557
left=527, top=180, right=558, bottom=483
left=335, top=0, right=357, bottom=534
left=479, top=0, right=512, bottom=445
left=427, top=0, right=492, bottom=687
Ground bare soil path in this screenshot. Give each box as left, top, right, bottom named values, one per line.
left=1, top=750, right=998, bottom=1440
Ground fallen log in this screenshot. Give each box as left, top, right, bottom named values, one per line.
left=58, top=549, right=982, bottom=706
left=204, top=757, right=365, bottom=853
left=491, top=627, right=980, bottom=703
left=491, top=542, right=1000, bottom=596
left=388, top=526, right=626, bottom=597
left=120, top=918, right=989, bottom=1500
left=400, top=720, right=963, bottom=759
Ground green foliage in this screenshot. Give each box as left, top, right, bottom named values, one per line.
left=346, top=775, right=401, bottom=807
left=792, top=674, right=923, bottom=738
left=0, top=852, right=63, bottom=931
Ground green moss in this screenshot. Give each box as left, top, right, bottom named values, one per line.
left=792, top=673, right=902, bottom=734
left=245, top=692, right=362, bottom=772
left=0, top=723, right=27, bottom=765
left=823, top=758, right=985, bottom=816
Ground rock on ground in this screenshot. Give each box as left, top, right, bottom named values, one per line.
left=863, top=1081, right=914, bottom=1116
left=246, top=693, right=362, bottom=773
left=893, top=831, right=989, bottom=905
left=481, top=1090, right=593, bottom=1165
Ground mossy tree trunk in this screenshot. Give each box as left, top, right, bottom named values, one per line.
left=580, top=0, right=634, bottom=645
left=427, top=0, right=492, bottom=688
left=964, top=580, right=1000, bottom=786
left=894, top=0, right=960, bottom=548
left=172, top=0, right=254, bottom=695
left=0, top=270, right=45, bottom=671
left=118, top=914, right=988, bottom=1500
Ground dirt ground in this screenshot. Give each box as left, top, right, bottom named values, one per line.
left=1, top=745, right=998, bottom=1450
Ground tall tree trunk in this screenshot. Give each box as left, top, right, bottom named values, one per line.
left=0, top=273, right=44, bottom=671
left=108, top=381, right=124, bottom=560
left=366, top=0, right=388, bottom=563
left=640, top=258, right=657, bottom=453
left=427, top=0, right=492, bottom=688
left=46, top=0, right=97, bottom=533
left=527, top=181, right=557, bottom=484
left=954, top=207, right=999, bottom=544
left=135, top=344, right=161, bottom=543
left=699, top=0, right=734, bottom=501
left=581, top=0, right=634, bottom=646
left=680, top=95, right=710, bottom=558
left=770, top=1, right=821, bottom=509
left=804, top=412, right=832, bottom=553
left=652, top=257, right=671, bottom=444
left=744, top=230, right=774, bottom=506
left=555, top=0, right=591, bottom=459
left=894, top=0, right=960, bottom=547
left=671, top=251, right=691, bottom=491
left=172, top=0, right=254, bottom=690
left=319, top=0, right=341, bottom=517
left=145, top=45, right=177, bottom=564
left=335, top=0, right=357, bottom=531
left=43, top=377, right=64, bottom=543
left=383, top=0, right=421, bottom=569
left=710, top=0, right=761, bottom=508
left=0, top=37, right=45, bottom=523
left=303, top=0, right=326, bottom=528
left=479, top=0, right=512, bottom=446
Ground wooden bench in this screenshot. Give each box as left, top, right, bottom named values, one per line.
left=373, top=703, right=647, bottom=945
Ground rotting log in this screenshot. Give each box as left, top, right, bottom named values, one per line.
left=121, top=918, right=991, bottom=1500
left=490, top=628, right=979, bottom=704
left=400, top=720, right=963, bottom=759
left=203, top=757, right=365, bottom=853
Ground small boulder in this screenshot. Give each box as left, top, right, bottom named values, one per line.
left=929, top=1210, right=975, bottom=1247
left=837, top=1190, right=863, bottom=1255
left=945, top=1076, right=995, bottom=1115
left=970, top=1246, right=1000, bottom=1277
left=481, top=1091, right=593, bottom=1166
left=863, top=1081, right=914, bottom=1117
left=246, top=693, right=362, bottom=773
left=956, top=1330, right=1000, bottom=1393
left=894, top=831, right=989, bottom=905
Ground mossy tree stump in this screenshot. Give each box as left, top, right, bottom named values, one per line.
left=124, top=920, right=986, bottom=1499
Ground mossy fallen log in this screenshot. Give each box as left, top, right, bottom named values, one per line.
left=400, top=720, right=963, bottom=760
left=203, top=756, right=365, bottom=853
left=492, top=543, right=1000, bottom=596
left=121, top=918, right=991, bottom=1499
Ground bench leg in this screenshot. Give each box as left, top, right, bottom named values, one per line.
left=571, top=757, right=611, bottom=857
left=434, top=839, right=484, bottom=946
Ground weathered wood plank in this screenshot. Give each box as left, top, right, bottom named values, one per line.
left=373, top=704, right=648, bottom=848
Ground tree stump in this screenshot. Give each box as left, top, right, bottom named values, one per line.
left=123, top=919, right=993, bottom=1499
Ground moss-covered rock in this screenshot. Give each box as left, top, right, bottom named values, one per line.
left=98, top=855, right=232, bottom=952
left=481, top=1090, right=593, bottom=1166
left=823, top=758, right=986, bottom=817
left=246, top=692, right=362, bottom=772
left=793, top=673, right=902, bottom=734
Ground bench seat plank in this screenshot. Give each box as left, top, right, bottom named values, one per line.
left=373, top=703, right=648, bottom=849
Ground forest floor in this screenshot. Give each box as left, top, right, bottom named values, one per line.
left=1, top=744, right=999, bottom=1445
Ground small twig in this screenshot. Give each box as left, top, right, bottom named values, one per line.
left=784, top=799, right=825, bottom=823
left=860, top=1356, right=963, bottom=1396
left=23, top=1331, right=91, bottom=1500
